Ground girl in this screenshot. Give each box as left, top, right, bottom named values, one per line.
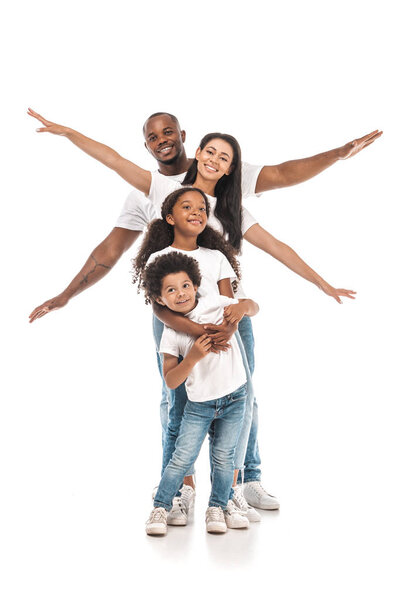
left=28, top=109, right=356, bottom=512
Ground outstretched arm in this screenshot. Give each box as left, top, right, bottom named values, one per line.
left=254, top=130, right=382, bottom=193
left=244, top=224, right=356, bottom=303
left=27, top=108, right=151, bottom=194
left=29, top=227, right=139, bottom=323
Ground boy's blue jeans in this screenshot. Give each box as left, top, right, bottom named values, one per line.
left=153, top=316, right=261, bottom=483
left=153, top=384, right=247, bottom=510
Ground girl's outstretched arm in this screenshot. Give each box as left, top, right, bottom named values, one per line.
left=244, top=224, right=356, bottom=304
left=27, top=108, right=151, bottom=195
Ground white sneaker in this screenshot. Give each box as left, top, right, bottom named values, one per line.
left=243, top=481, right=280, bottom=510
left=146, top=507, right=168, bottom=536
left=165, top=485, right=195, bottom=526
left=232, top=485, right=261, bottom=522
left=224, top=500, right=250, bottom=529
left=206, top=506, right=227, bottom=533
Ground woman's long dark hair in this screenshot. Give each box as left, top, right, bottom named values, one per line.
left=182, top=133, right=243, bottom=251
left=132, top=187, right=241, bottom=297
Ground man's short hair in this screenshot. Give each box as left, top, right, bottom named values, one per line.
left=142, top=112, right=180, bottom=134
left=142, top=252, right=202, bottom=303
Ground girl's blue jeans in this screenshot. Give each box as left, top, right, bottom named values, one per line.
left=153, top=315, right=261, bottom=483
left=153, top=384, right=247, bottom=510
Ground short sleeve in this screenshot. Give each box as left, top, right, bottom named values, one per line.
left=159, top=326, right=180, bottom=358
left=147, top=171, right=181, bottom=215
left=215, top=250, right=237, bottom=281
left=241, top=162, right=263, bottom=198
left=241, top=206, right=258, bottom=235
left=115, top=189, right=156, bottom=231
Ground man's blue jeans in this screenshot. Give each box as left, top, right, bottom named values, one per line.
left=153, top=315, right=261, bottom=482
left=154, top=384, right=247, bottom=510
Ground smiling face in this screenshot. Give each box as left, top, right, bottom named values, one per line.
left=195, top=137, right=234, bottom=183
left=157, top=271, right=198, bottom=313
left=143, top=114, right=186, bottom=165
left=166, top=190, right=208, bottom=237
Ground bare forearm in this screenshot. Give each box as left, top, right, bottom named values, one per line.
left=239, top=299, right=259, bottom=317
left=153, top=304, right=205, bottom=337
left=268, top=240, right=327, bottom=288
left=164, top=355, right=198, bottom=389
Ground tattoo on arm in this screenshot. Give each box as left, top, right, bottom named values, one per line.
left=79, top=254, right=111, bottom=287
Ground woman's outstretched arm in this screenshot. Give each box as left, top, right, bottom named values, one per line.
left=244, top=224, right=356, bottom=304
left=27, top=108, right=151, bottom=194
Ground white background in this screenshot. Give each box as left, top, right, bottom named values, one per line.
left=1, top=1, right=399, bottom=598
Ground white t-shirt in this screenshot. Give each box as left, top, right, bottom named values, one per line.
left=115, top=162, right=262, bottom=233
left=146, top=246, right=236, bottom=300
left=160, top=296, right=246, bottom=403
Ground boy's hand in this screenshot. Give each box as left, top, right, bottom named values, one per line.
left=188, top=334, right=212, bottom=362
left=28, top=108, right=69, bottom=136
left=204, top=319, right=238, bottom=344
left=223, top=303, right=246, bottom=324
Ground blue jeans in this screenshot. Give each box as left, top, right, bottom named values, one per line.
left=154, top=384, right=247, bottom=510
left=153, top=315, right=261, bottom=480
left=237, top=316, right=261, bottom=483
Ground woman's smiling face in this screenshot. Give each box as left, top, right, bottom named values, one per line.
left=195, top=138, right=234, bottom=183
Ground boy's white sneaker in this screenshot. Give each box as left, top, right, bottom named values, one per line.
left=232, top=485, right=261, bottom=522
left=224, top=500, right=250, bottom=529
left=146, top=507, right=168, bottom=536
left=206, top=506, right=227, bottom=533
left=243, top=481, right=280, bottom=510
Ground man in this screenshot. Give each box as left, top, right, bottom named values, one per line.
left=28, top=108, right=381, bottom=513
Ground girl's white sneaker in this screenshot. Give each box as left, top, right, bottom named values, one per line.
left=146, top=507, right=168, bottom=536
left=205, top=506, right=227, bottom=533
left=232, top=485, right=261, bottom=522
left=224, top=500, right=250, bottom=528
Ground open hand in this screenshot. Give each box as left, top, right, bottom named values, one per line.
left=319, top=283, right=357, bottom=304
left=338, top=130, right=382, bottom=160
left=29, top=293, right=69, bottom=323
left=189, top=334, right=213, bottom=361
left=27, top=107, right=69, bottom=135
left=204, top=319, right=238, bottom=344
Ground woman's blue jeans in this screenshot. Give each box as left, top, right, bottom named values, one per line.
left=154, top=385, right=247, bottom=510
left=152, top=315, right=261, bottom=482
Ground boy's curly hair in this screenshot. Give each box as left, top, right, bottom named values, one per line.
left=132, top=187, right=241, bottom=294
left=142, top=252, right=202, bottom=305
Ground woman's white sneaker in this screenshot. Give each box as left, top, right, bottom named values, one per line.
left=146, top=507, right=168, bottom=536
left=232, top=485, right=261, bottom=522
left=224, top=500, right=250, bottom=528
left=243, top=481, right=280, bottom=510
left=206, top=506, right=227, bottom=533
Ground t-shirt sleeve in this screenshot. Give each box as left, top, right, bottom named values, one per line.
left=241, top=162, right=263, bottom=198
left=241, top=206, right=258, bottom=235
left=159, top=326, right=180, bottom=358
left=216, top=250, right=237, bottom=281
left=147, top=171, right=181, bottom=213
left=115, top=189, right=156, bottom=231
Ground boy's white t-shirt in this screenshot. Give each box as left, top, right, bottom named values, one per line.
left=146, top=246, right=236, bottom=300
left=159, top=295, right=246, bottom=403
left=115, top=162, right=262, bottom=233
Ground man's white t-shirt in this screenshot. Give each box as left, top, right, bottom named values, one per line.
left=115, top=162, right=262, bottom=233
left=146, top=246, right=236, bottom=300
left=160, top=296, right=246, bottom=403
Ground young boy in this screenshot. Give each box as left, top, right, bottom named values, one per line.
left=142, top=252, right=259, bottom=535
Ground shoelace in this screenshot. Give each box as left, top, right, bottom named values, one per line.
left=233, top=488, right=249, bottom=512
left=249, top=481, right=272, bottom=498
left=179, top=485, right=194, bottom=505
left=150, top=507, right=166, bottom=522
left=207, top=506, right=224, bottom=521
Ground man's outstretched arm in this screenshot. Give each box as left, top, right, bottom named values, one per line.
left=254, top=130, right=382, bottom=193
left=29, top=227, right=140, bottom=323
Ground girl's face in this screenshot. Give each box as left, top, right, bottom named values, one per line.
left=195, top=138, right=234, bottom=183
left=166, top=191, right=208, bottom=236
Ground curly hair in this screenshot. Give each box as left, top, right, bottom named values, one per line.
left=132, top=187, right=241, bottom=294
left=142, top=252, right=202, bottom=305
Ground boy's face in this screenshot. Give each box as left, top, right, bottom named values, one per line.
left=157, top=271, right=198, bottom=313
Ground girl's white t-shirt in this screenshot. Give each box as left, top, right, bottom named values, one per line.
left=160, top=295, right=246, bottom=403
left=146, top=246, right=236, bottom=300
